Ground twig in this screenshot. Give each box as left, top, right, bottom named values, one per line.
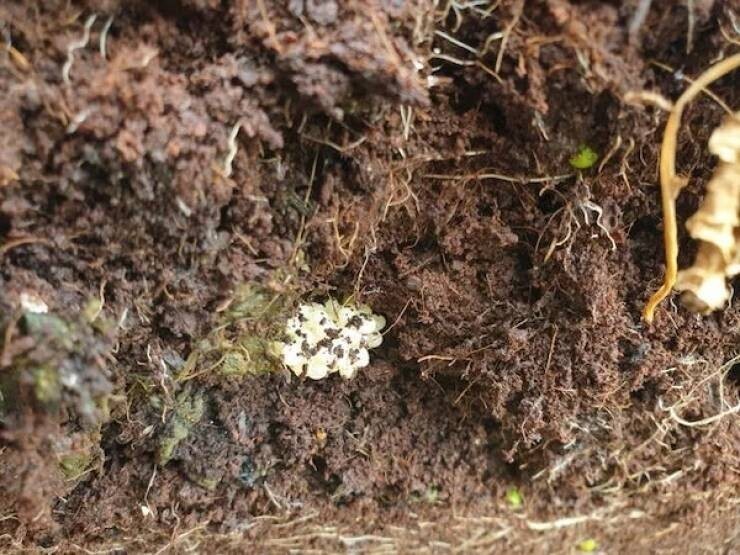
left=495, top=0, right=523, bottom=73
left=598, top=134, right=622, bottom=174
left=289, top=149, right=319, bottom=267
left=8, top=46, right=31, bottom=72
left=300, top=134, right=367, bottom=153
left=143, top=463, right=157, bottom=518
left=0, top=310, right=22, bottom=367
left=480, top=31, right=504, bottom=56
left=618, top=137, right=636, bottom=190
left=650, top=60, right=734, bottom=115
left=382, top=298, right=412, bottom=336
left=0, top=236, right=52, bottom=256
left=544, top=327, right=558, bottom=375
left=424, top=171, right=573, bottom=184
left=429, top=53, right=476, bottom=67
left=434, top=30, right=479, bottom=56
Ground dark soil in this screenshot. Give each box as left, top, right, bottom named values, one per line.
left=1, top=0, right=739, bottom=553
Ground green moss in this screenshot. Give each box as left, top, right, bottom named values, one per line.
left=220, top=336, right=280, bottom=377
left=82, top=298, right=103, bottom=323
left=22, top=313, right=74, bottom=350
left=227, top=284, right=281, bottom=321
left=59, top=451, right=93, bottom=481
left=157, top=390, right=205, bottom=465
left=56, top=430, right=102, bottom=482
left=505, top=487, right=523, bottom=510
left=157, top=420, right=188, bottom=465
left=32, top=365, right=61, bottom=405
left=0, top=301, right=116, bottom=476
left=175, top=281, right=293, bottom=383
left=220, top=351, right=249, bottom=377
left=96, top=394, right=112, bottom=422
left=569, top=145, right=599, bottom=170
left=185, top=470, right=220, bottom=491
left=577, top=538, right=599, bottom=552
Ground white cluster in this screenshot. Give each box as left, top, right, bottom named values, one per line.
left=20, top=291, right=48, bottom=314
left=279, top=299, right=385, bottom=380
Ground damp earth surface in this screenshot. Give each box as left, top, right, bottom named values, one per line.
left=1, top=1, right=739, bottom=553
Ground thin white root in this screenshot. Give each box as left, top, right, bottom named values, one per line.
left=526, top=515, right=592, bottom=531
left=659, top=355, right=740, bottom=427
left=623, top=90, right=674, bottom=112
left=663, top=401, right=740, bottom=427
left=223, top=122, right=242, bottom=178
left=62, top=14, right=97, bottom=84
left=175, top=197, right=193, bottom=217
left=99, top=15, right=114, bottom=60
left=494, top=0, right=523, bottom=73
left=628, top=0, right=653, bottom=37
left=580, top=200, right=617, bottom=251
left=137, top=48, right=159, bottom=69
left=66, top=107, right=95, bottom=134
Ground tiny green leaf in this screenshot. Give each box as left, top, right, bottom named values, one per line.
left=425, top=486, right=440, bottom=504
left=577, top=538, right=599, bottom=552
left=505, top=487, right=523, bottom=509
left=569, top=145, right=599, bottom=170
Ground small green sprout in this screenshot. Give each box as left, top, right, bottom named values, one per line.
left=424, top=486, right=440, bottom=504
left=569, top=145, right=599, bottom=169
left=505, top=487, right=523, bottom=510
left=577, top=538, right=599, bottom=552
left=409, top=486, right=440, bottom=505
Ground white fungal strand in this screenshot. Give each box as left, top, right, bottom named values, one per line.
left=277, top=298, right=385, bottom=380
left=20, top=291, right=48, bottom=314
left=223, top=122, right=241, bottom=178
left=99, top=15, right=114, bottom=60
left=580, top=200, right=617, bottom=251
left=66, top=106, right=96, bottom=134
left=62, top=14, right=97, bottom=84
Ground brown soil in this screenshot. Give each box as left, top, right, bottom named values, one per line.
left=1, top=0, right=739, bottom=553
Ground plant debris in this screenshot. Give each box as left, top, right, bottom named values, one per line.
left=675, top=112, right=740, bottom=312
left=642, top=52, right=740, bottom=322
left=569, top=145, right=599, bottom=170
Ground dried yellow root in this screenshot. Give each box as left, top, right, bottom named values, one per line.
left=674, top=114, right=740, bottom=313
left=643, top=53, right=740, bottom=323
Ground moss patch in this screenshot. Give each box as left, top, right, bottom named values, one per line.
left=176, top=283, right=294, bottom=383
left=157, top=390, right=206, bottom=465
left=59, top=452, right=94, bottom=481
left=569, top=145, right=599, bottom=169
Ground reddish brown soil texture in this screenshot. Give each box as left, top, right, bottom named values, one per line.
left=1, top=0, right=739, bottom=553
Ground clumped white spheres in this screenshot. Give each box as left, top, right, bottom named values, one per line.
left=277, top=299, right=385, bottom=380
